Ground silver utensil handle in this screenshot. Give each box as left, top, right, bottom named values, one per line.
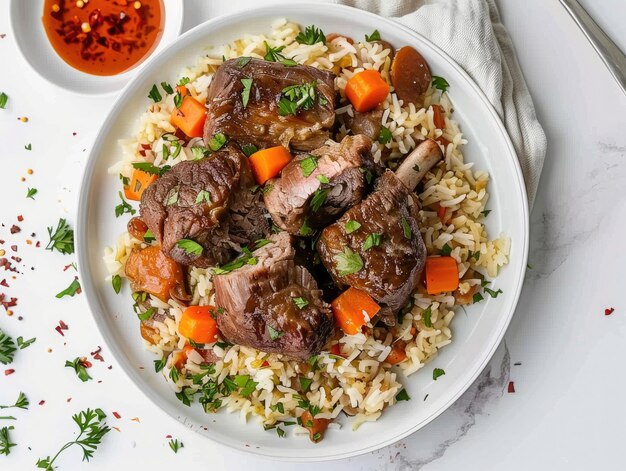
left=559, top=0, right=626, bottom=95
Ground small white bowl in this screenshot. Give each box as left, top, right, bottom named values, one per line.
left=9, top=0, right=184, bottom=95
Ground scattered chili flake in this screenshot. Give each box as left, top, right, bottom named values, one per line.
left=17, top=215, right=24, bottom=222
left=36, top=241, right=41, bottom=248
left=165, top=434, right=172, bottom=439
left=55, top=320, right=69, bottom=336
left=79, top=358, right=93, bottom=368
left=10, top=245, right=17, bottom=252
left=507, top=381, right=515, bottom=393
left=112, top=426, right=121, bottom=432
left=67, top=397, right=72, bottom=402
left=261, top=360, right=270, bottom=368
left=73, top=132, right=77, bottom=136
left=63, top=264, right=74, bottom=272
left=10, top=256, right=21, bottom=263
left=0, top=34, right=5, bottom=39
left=107, top=365, right=112, bottom=370
left=1, top=294, right=18, bottom=310
left=0, top=280, right=8, bottom=287
left=38, top=400, right=45, bottom=406
left=91, top=346, right=104, bottom=362
left=20, top=177, right=26, bottom=182
left=131, top=417, right=140, bottom=423
left=605, top=307, right=615, bottom=316
left=112, top=412, right=121, bottom=419
left=5, top=369, right=15, bottom=375
left=513, top=362, right=522, bottom=366
left=10, top=225, right=20, bottom=234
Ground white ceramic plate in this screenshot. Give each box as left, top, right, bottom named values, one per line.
left=76, top=3, right=529, bottom=461
left=9, top=0, right=184, bottom=95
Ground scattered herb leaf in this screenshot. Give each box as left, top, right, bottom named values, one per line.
left=268, top=325, right=285, bottom=341
left=344, top=219, right=361, bottom=234
left=292, top=297, right=309, bottom=309
left=362, top=233, right=381, bottom=251
left=395, top=389, right=410, bottom=402
left=432, top=368, right=445, bottom=380
left=115, top=192, right=136, bottom=217
left=334, top=247, right=363, bottom=276
left=176, top=239, right=203, bottom=257
left=56, top=278, right=81, bottom=298
left=46, top=218, right=74, bottom=255
left=65, top=357, right=92, bottom=382
left=148, top=84, right=162, bottom=102
left=431, top=76, right=450, bottom=92
left=295, top=25, right=326, bottom=45
left=111, top=275, right=122, bottom=294
left=299, top=155, right=318, bottom=177
left=240, top=78, right=253, bottom=109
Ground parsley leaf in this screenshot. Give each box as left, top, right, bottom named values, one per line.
left=484, top=287, right=503, bottom=298
left=432, top=368, right=445, bottom=380
left=115, top=191, right=136, bottom=217
left=195, top=190, right=211, bottom=204
left=333, top=247, right=363, bottom=276
left=422, top=305, right=433, bottom=328
left=401, top=217, right=412, bottom=239
left=472, top=292, right=484, bottom=304
left=207, top=132, right=227, bottom=151
left=241, top=144, right=258, bottom=157
left=111, top=275, right=122, bottom=294
left=263, top=42, right=297, bottom=66
left=65, top=357, right=92, bottom=382
left=161, top=81, right=173, bottom=94
left=176, top=239, right=203, bottom=257
left=168, top=438, right=183, bottom=453
left=16, top=336, right=36, bottom=350
left=240, top=78, right=253, bottom=109
left=177, top=77, right=190, bottom=86
left=317, top=174, right=329, bottom=184
left=378, top=126, right=392, bottom=144
left=0, top=92, right=8, bottom=109
left=0, top=426, right=15, bottom=456
left=268, top=325, right=285, bottom=341
left=295, top=25, right=326, bottom=45
left=481, top=209, right=492, bottom=217
left=132, top=162, right=170, bottom=176
left=292, top=297, right=309, bottom=309
left=299, top=218, right=313, bottom=237
left=365, top=30, right=381, bottom=42
left=441, top=243, right=452, bottom=256
left=56, top=278, right=81, bottom=298
left=143, top=229, right=156, bottom=244
left=299, top=377, right=313, bottom=392
left=173, top=91, right=184, bottom=108
left=46, top=218, right=74, bottom=255
left=25, top=143, right=32, bottom=151
left=191, top=146, right=209, bottom=160
left=165, top=187, right=179, bottom=206
left=154, top=357, right=166, bottom=373
left=234, top=375, right=258, bottom=396
left=310, top=188, right=328, bottom=212
left=344, top=219, right=361, bottom=234
left=148, top=84, right=162, bottom=102
left=0, top=391, right=28, bottom=410
left=26, top=187, right=37, bottom=199
left=278, top=82, right=316, bottom=116
left=362, top=233, right=381, bottom=251
left=278, top=98, right=298, bottom=116
left=395, top=389, right=410, bottom=402
left=0, top=330, right=16, bottom=365
left=431, top=76, right=450, bottom=92
left=299, top=155, right=318, bottom=177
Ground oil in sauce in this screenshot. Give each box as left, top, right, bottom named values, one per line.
left=42, top=0, right=164, bottom=76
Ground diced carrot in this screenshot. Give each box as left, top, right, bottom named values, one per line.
left=170, top=94, right=206, bottom=138
left=432, top=104, right=445, bottom=129
left=386, top=345, right=407, bottom=365
left=425, top=256, right=459, bottom=295
left=248, top=146, right=293, bottom=184
left=436, top=204, right=447, bottom=222
left=125, top=245, right=185, bottom=302
left=330, top=344, right=342, bottom=356
left=345, top=70, right=390, bottom=112
left=124, top=168, right=158, bottom=201
left=178, top=305, right=220, bottom=344
left=331, top=287, right=381, bottom=335
left=436, top=136, right=451, bottom=149
left=301, top=410, right=330, bottom=443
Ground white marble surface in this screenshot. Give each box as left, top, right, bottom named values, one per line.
left=1, top=0, right=625, bottom=469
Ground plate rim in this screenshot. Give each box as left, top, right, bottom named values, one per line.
left=76, top=2, right=529, bottom=461
left=8, top=0, right=185, bottom=96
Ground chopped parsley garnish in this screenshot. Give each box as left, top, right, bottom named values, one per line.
left=365, top=29, right=381, bottom=42
left=46, top=218, right=74, bottom=255
left=432, top=368, right=446, bottom=380
left=299, top=154, right=318, bottom=176
left=16, top=336, right=36, bottom=350
left=208, top=132, right=227, bottom=151
left=0, top=92, right=7, bottom=109
left=25, top=143, right=32, bottom=151
left=292, top=297, right=309, bottom=309
left=111, top=275, right=122, bottom=294
left=176, top=239, right=203, bottom=257
left=241, top=144, right=258, bottom=157
left=195, top=190, right=212, bottom=204
left=310, top=188, right=328, bottom=212
left=263, top=42, right=297, bottom=66
left=481, top=209, right=491, bottom=217
left=26, top=187, right=37, bottom=199
left=254, top=238, right=272, bottom=249
left=295, top=25, right=326, bottom=45
left=161, top=81, right=173, bottom=94
left=431, top=76, right=450, bottom=92
left=262, top=183, right=274, bottom=194
left=115, top=191, right=136, bottom=217
left=0, top=426, right=15, bottom=456
left=0, top=330, right=16, bottom=365
left=299, top=218, right=314, bottom=236
left=173, top=91, right=184, bottom=108
left=65, top=357, right=92, bottom=382
left=268, top=325, right=285, bottom=341
left=168, top=438, right=183, bottom=454
left=441, top=243, right=452, bottom=256
left=299, top=377, right=313, bottom=392
left=378, top=126, right=392, bottom=144
left=362, top=233, right=381, bottom=251
left=164, top=187, right=179, bottom=206
left=472, top=292, right=484, bottom=304
left=154, top=357, right=166, bottom=373
left=344, top=219, right=361, bottom=234
left=240, top=77, right=253, bottom=109
left=422, top=305, right=433, bottom=328
left=401, top=217, right=412, bottom=239
left=237, top=56, right=252, bottom=67
left=359, top=167, right=374, bottom=184
left=395, top=389, right=410, bottom=402
left=333, top=247, right=363, bottom=276
left=212, top=249, right=257, bottom=274
left=176, top=387, right=195, bottom=406
left=132, top=161, right=170, bottom=176
left=278, top=82, right=317, bottom=116
left=177, top=77, right=190, bottom=86
left=148, top=84, right=162, bottom=102
left=317, top=174, right=329, bottom=184
left=56, top=278, right=81, bottom=298
left=276, top=427, right=286, bottom=438
left=234, top=375, right=258, bottom=397
left=143, top=229, right=156, bottom=243
left=484, top=287, right=503, bottom=298
left=0, top=392, right=28, bottom=410
left=191, top=146, right=209, bottom=160
left=36, top=408, right=110, bottom=468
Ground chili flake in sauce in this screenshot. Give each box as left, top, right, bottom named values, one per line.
left=42, top=0, right=164, bottom=76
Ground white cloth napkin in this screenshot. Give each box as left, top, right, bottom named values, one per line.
left=332, top=0, right=547, bottom=207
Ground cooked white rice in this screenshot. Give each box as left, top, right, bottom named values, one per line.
left=103, top=19, right=510, bottom=439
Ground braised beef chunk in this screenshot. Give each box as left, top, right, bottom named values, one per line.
left=317, top=171, right=426, bottom=312
left=317, top=139, right=443, bottom=313
left=214, top=232, right=333, bottom=360
left=343, top=110, right=382, bottom=142
left=263, top=134, right=380, bottom=235
left=203, top=58, right=337, bottom=152
left=140, top=145, right=269, bottom=268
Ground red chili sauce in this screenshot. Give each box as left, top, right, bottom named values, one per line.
left=42, top=0, right=164, bottom=76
